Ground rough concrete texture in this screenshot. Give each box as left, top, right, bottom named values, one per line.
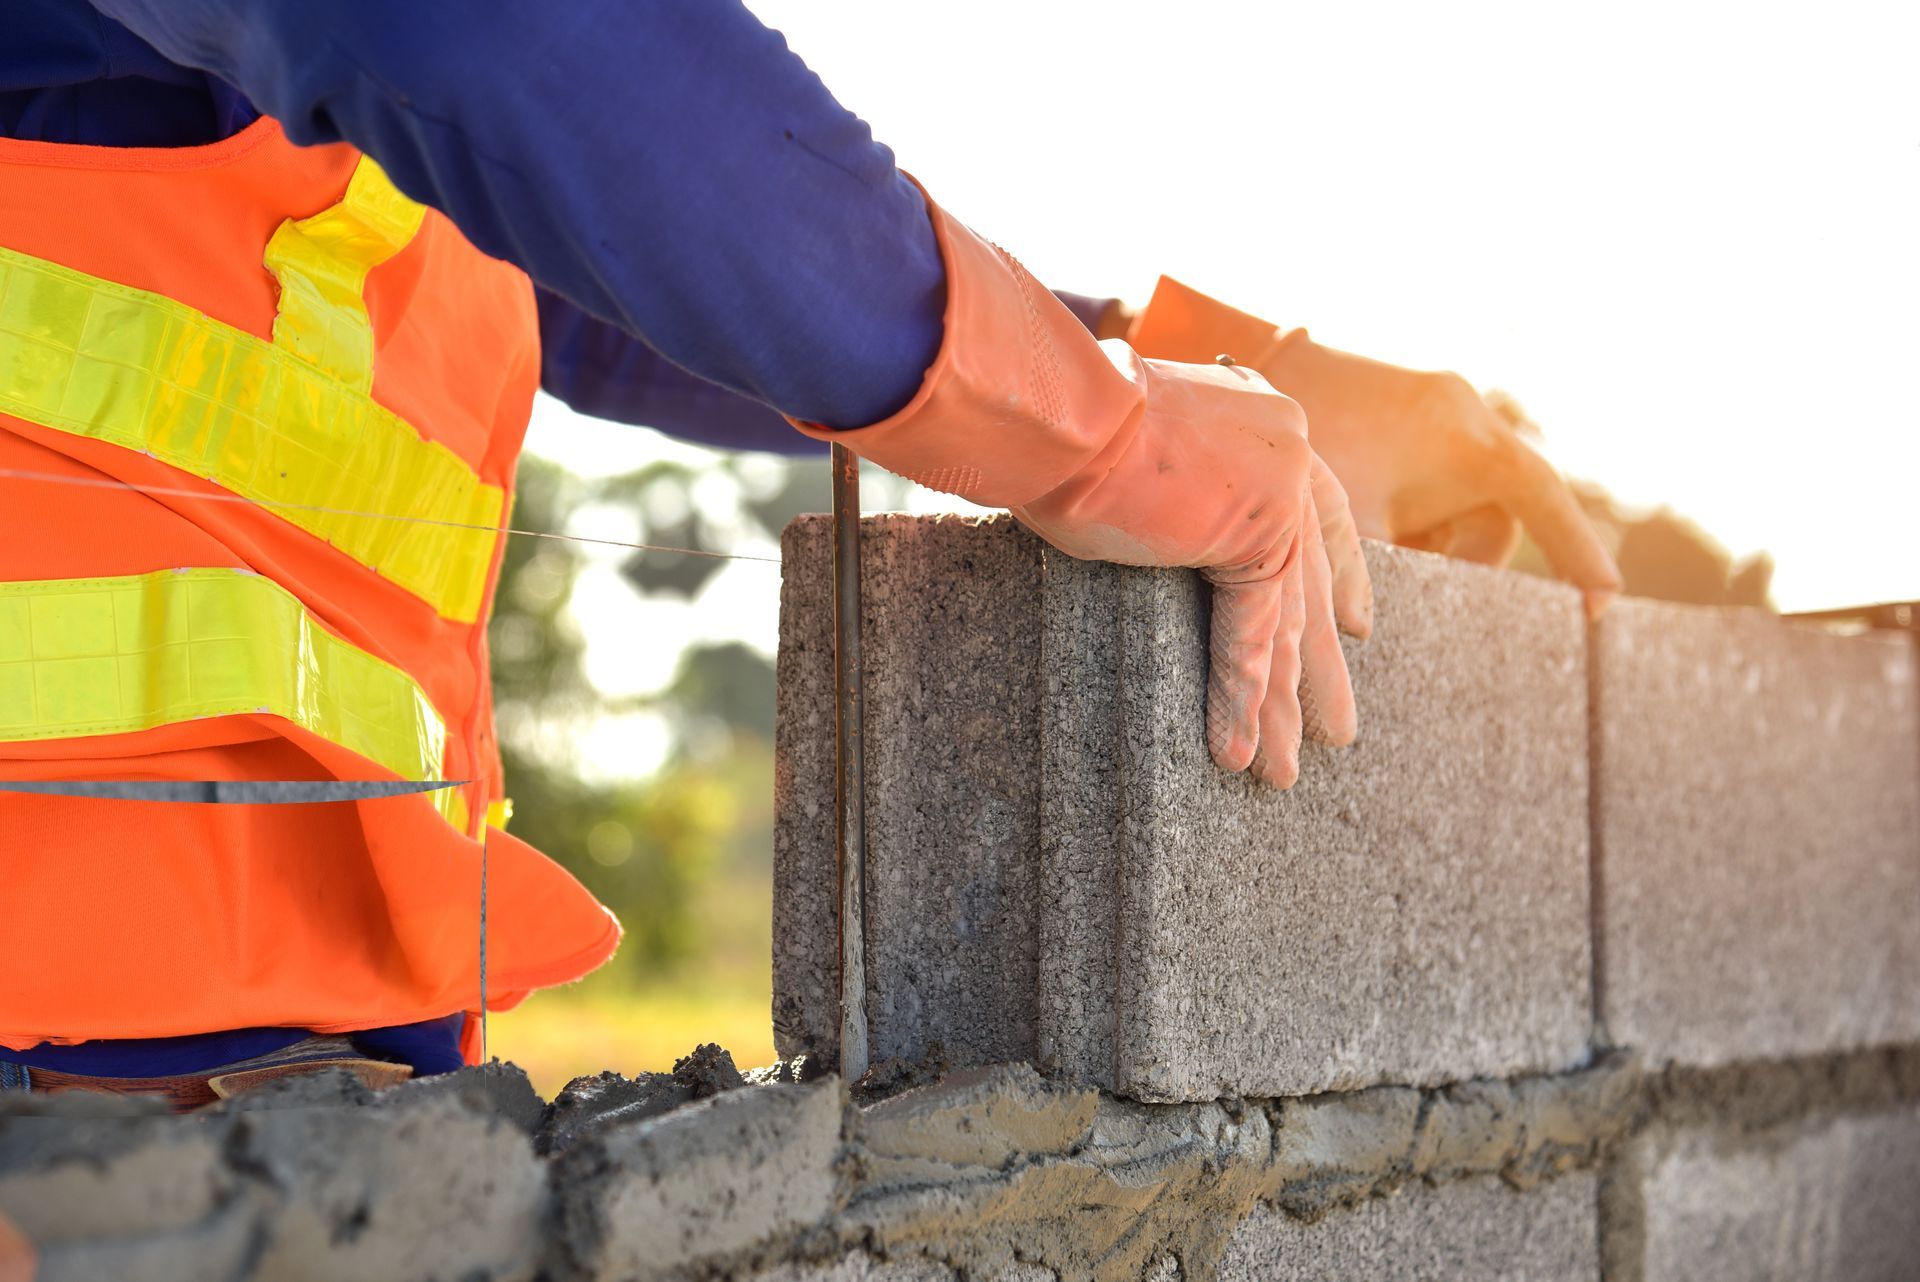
left=0, top=1049, right=1659, bottom=1282
left=552, top=1078, right=850, bottom=1281
left=1217, top=1174, right=1599, bottom=1281
left=1044, top=537, right=1592, bottom=1099
left=1616, top=1107, right=1920, bottom=1282
left=775, top=514, right=1045, bottom=1069
left=1052, top=545, right=1589, bottom=1097
left=0, top=1070, right=549, bottom=1282
left=1593, top=599, right=1920, bottom=1067
left=7, top=1046, right=1916, bottom=1281
left=836, top=1056, right=1636, bottom=1281
left=777, top=517, right=1591, bottom=1100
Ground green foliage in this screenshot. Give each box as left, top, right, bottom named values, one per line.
left=488, top=451, right=789, bottom=981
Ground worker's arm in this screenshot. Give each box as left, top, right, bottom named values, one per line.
left=84, top=0, right=1362, bottom=783
left=86, top=0, right=948, bottom=430
left=533, top=287, right=1122, bottom=456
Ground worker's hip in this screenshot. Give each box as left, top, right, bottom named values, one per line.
left=0, top=1036, right=412, bottom=1114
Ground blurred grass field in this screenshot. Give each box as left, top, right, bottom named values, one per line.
left=490, top=978, right=777, bottom=1100
left=488, top=864, right=779, bottom=1099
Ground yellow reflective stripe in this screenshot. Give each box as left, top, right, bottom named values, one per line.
left=264, top=158, right=427, bottom=391
left=446, top=792, right=513, bottom=839
left=0, top=245, right=503, bottom=622
left=0, top=568, right=456, bottom=825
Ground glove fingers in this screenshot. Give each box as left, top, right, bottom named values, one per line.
left=1250, top=547, right=1308, bottom=789
left=1494, top=438, right=1622, bottom=617
left=1205, top=572, right=1287, bottom=773
left=1310, top=456, right=1374, bottom=639
left=1438, top=504, right=1523, bottom=566
left=1297, top=502, right=1358, bottom=748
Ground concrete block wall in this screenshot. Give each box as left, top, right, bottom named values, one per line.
left=774, top=513, right=1920, bottom=1278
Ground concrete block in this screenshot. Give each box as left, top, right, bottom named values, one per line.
left=1593, top=600, right=1920, bottom=1066
left=233, top=1093, right=549, bottom=1282
left=0, top=1112, right=261, bottom=1282
left=1217, top=1173, right=1599, bottom=1281
left=776, top=517, right=1593, bottom=1098
left=774, top=515, right=1045, bottom=1068
left=0, top=1086, right=550, bottom=1282
left=1047, top=540, right=1592, bottom=1099
left=1623, top=1108, right=1920, bottom=1282
left=553, top=1081, right=848, bottom=1281
left=860, top=1063, right=1098, bottom=1187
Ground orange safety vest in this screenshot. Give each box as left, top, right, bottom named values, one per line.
left=0, top=118, right=620, bottom=1057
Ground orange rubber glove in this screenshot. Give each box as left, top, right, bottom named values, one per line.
left=1128, top=277, right=1621, bottom=617
left=791, top=191, right=1370, bottom=788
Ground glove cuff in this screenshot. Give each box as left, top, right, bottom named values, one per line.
left=1126, top=275, right=1306, bottom=370
left=786, top=184, right=1146, bottom=509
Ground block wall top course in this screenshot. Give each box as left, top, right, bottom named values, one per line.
left=1045, top=541, right=1593, bottom=1100
left=778, top=513, right=1920, bottom=1099
left=775, top=515, right=1595, bottom=1099
left=1593, top=597, right=1920, bottom=1068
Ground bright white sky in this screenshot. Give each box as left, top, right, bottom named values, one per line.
left=531, top=0, right=1920, bottom=771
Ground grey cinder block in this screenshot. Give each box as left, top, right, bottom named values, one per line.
left=774, top=515, right=1045, bottom=1070
left=775, top=516, right=1592, bottom=1100
left=1042, top=542, right=1591, bottom=1100
left=552, top=1081, right=848, bottom=1282
left=1216, top=1173, right=1600, bottom=1281
left=1623, top=1108, right=1920, bottom=1282
left=1593, top=600, right=1920, bottom=1066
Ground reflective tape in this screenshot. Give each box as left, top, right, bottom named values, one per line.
left=0, top=228, right=503, bottom=623
left=263, top=158, right=427, bottom=391
left=0, top=568, right=455, bottom=824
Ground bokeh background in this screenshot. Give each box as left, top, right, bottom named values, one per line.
left=490, top=0, right=1917, bottom=1095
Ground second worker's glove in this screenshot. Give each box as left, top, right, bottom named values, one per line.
left=789, top=189, right=1371, bottom=788
left=1126, top=276, right=1621, bottom=616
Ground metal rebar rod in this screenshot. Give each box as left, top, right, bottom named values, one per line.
left=830, top=443, right=870, bottom=1083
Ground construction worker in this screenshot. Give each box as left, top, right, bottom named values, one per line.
left=0, top=0, right=1619, bottom=1107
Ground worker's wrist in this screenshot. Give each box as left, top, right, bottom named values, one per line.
left=786, top=186, right=1146, bottom=509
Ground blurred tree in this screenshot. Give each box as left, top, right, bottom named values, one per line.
left=488, top=455, right=746, bottom=977
left=647, top=641, right=778, bottom=761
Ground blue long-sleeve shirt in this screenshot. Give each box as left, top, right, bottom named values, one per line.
left=4, top=0, right=1112, bottom=454
left=0, top=0, right=1113, bottom=1075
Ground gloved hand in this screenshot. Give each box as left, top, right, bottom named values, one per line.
left=1127, top=278, right=1622, bottom=616
left=789, top=191, right=1371, bottom=788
